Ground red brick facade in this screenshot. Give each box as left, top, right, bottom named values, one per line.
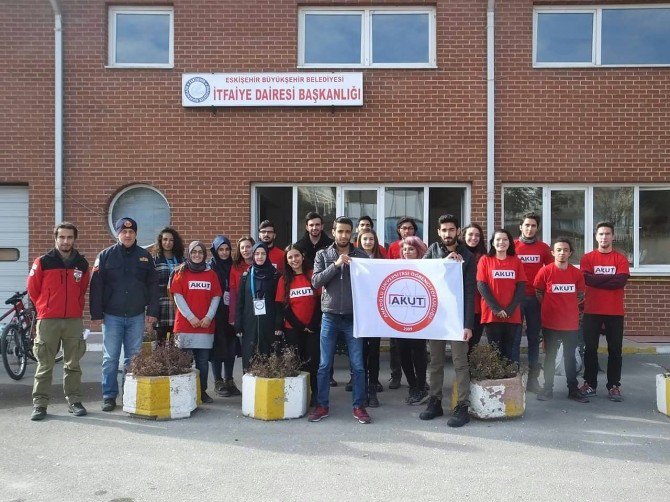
left=1, top=0, right=668, bottom=335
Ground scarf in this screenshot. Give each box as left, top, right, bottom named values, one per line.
left=209, top=235, right=232, bottom=290
left=185, top=241, right=208, bottom=273
left=519, top=236, right=536, bottom=244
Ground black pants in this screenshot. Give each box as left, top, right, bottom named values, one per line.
left=398, top=338, right=427, bottom=390
left=468, top=313, right=484, bottom=354
left=389, top=337, right=402, bottom=380
left=583, top=314, right=624, bottom=390
left=363, top=337, right=381, bottom=385
left=485, top=322, right=519, bottom=363
left=542, top=328, right=579, bottom=392
left=283, top=329, right=320, bottom=401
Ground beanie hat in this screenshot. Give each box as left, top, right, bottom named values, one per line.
left=114, top=217, right=137, bottom=234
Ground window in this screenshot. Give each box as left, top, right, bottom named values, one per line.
left=108, top=6, right=174, bottom=68
left=109, top=185, right=171, bottom=247
left=0, top=249, right=19, bottom=262
left=502, top=185, right=670, bottom=273
left=534, top=5, right=670, bottom=67
left=298, top=7, right=436, bottom=68
left=254, top=184, right=469, bottom=247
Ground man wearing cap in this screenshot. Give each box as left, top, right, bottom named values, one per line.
left=90, top=217, right=160, bottom=412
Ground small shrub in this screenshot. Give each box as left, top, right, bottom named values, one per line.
left=469, top=344, right=518, bottom=381
left=247, top=344, right=302, bottom=379
left=128, top=341, right=193, bottom=376
left=143, top=329, right=158, bottom=342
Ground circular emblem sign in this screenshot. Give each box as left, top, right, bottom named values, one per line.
left=377, top=269, right=438, bottom=333
left=184, top=76, right=211, bottom=103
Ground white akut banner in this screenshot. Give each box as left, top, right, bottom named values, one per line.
left=182, top=72, right=363, bottom=107
left=351, top=259, right=464, bottom=341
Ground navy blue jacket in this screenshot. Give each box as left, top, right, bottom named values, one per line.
left=89, top=242, right=160, bottom=320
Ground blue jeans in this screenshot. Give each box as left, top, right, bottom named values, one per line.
left=189, top=348, right=210, bottom=393
left=101, top=313, right=145, bottom=399
left=316, top=313, right=365, bottom=408
left=517, top=295, right=542, bottom=367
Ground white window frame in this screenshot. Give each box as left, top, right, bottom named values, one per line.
left=107, top=184, right=171, bottom=247
left=107, top=6, right=174, bottom=69
left=298, top=6, right=437, bottom=69
left=252, top=183, right=470, bottom=246
left=501, top=184, right=670, bottom=275
left=533, top=4, right=670, bottom=68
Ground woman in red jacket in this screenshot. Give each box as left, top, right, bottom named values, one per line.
left=170, top=241, right=222, bottom=403
left=275, top=244, right=321, bottom=406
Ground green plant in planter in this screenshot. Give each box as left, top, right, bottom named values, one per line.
left=247, top=345, right=302, bottom=379
left=128, top=341, right=193, bottom=377
left=469, top=343, right=518, bottom=381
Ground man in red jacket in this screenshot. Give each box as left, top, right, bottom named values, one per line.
left=27, top=222, right=90, bottom=421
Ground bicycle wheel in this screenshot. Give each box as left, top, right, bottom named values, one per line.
left=2, top=325, right=27, bottom=380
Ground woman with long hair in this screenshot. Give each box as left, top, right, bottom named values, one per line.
left=476, top=228, right=527, bottom=363
left=462, top=223, right=487, bottom=354
left=153, top=227, right=185, bottom=343
left=275, top=244, right=321, bottom=406
left=399, top=235, right=430, bottom=406
left=355, top=229, right=384, bottom=407
left=170, top=241, right=222, bottom=403
left=235, top=242, right=279, bottom=371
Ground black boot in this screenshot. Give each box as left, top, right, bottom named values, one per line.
left=367, top=387, right=380, bottom=408
left=447, top=402, right=470, bottom=428
left=419, top=396, right=443, bottom=420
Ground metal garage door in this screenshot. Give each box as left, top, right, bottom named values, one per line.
left=0, top=186, right=29, bottom=304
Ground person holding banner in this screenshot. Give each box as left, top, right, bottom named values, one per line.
left=399, top=236, right=430, bottom=406
left=420, top=214, right=475, bottom=428
left=476, top=229, right=527, bottom=364
left=309, top=217, right=371, bottom=424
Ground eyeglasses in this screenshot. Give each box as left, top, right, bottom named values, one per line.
left=259, top=230, right=275, bottom=234
left=399, top=226, right=414, bottom=231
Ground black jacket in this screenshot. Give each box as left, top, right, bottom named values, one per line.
left=295, top=231, right=333, bottom=267
left=89, top=242, right=160, bottom=320
left=424, top=241, right=475, bottom=331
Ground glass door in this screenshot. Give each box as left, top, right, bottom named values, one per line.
left=548, top=188, right=586, bottom=264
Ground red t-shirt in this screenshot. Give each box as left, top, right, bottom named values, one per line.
left=387, top=240, right=402, bottom=259
left=275, top=272, right=319, bottom=329
left=476, top=255, right=527, bottom=324
left=580, top=249, right=630, bottom=316
left=534, top=263, right=585, bottom=331
left=514, top=239, right=553, bottom=296
left=170, top=268, right=222, bottom=334
left=267, top=246, right=285, bottom=272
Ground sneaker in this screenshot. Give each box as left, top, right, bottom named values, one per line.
left=404, top=388, right=417, bottom=405
left=537, top=390, right=553, bottom=401
left=388, top=376, right=401, bottom=390
left=345, top=376, right=353, bottom=392
left=419, top=397, right=444, bottom=420
left=407, top=389, right=429, bottom=406
left=329, top=377, right=338, bottom=388
left=608, top=386, right=623, bottom=402
left=214, top=379, right=225, bottom=393
left=367, top=390, right=380, bottom=408
left=353, top=406, right=372, bottom=424
left=308, top=405, right=329, bottom=422
left=31, top=406, right=47, bottom=421
left=579, top=382, right=596, bottom=397
left=101, top=398, right=116, bottom=412
left=226, top=379, right=241, bottom=396
left=201, top=391, right=214, bottom=404
left=568, top=389, right=590, bottom=403
left=447, top=403, right=470, bottom=428
left=68, top=402, right=88, bottom=416
left=372, top=381, right=384, bottom=393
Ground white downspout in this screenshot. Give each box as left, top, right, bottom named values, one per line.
left=486, top=0, right=495, bottom=239
left=49, top=0, right=63, bottom=224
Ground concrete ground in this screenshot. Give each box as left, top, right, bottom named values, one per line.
left=1, top=350, right=669, bottom=502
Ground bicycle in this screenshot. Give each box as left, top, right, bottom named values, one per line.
left=0, top=290, right=63, bottom=380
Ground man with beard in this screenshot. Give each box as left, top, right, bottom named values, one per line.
left=420, top=214, right=475, bottom=427
left=28, top=222, right=90, bottom=421
left=295, top=212, right=333, bottom=266
left=258, top=220, right=285, bottom=272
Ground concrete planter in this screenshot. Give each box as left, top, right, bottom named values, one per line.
left=656, top=373, right=670, bottom=416
left=452, top=373, right=526, bottom=419
left=123, top=370, right=201, bottom=420
left=242, top=372, right=309, bottom=420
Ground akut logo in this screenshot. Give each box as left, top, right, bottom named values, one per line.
left=377, top=269, right=438, bottom=333
left=189, top=281, right=212, bottom=290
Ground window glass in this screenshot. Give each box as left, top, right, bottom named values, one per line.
left=639, top=190, right=670, bottom=265
left=593, top=187, right=634, bottom=264
left=602, top=9, right=670, bottom=65
left=536, top=12, right=594, bottom=63
left=115, top=12, right=171, bottom=65
left=384, top=188, right=423, bottom=247
left=257, top=187, right=292, bottom=249
left=503, top=187, right=543, bottom=239
left=344, top=190, right=378, bottom=236
left=304, top=14, right=362, bottom=64
left=372, top=13, right=429, bottom=64
left=428, top=187, right=465, bottom=245
left=297, top=186, right=337, bottom=240
left=110, top=186, right=170, bottom=247
left=550, top=190, right=585, bottom=264
left=0, top=248, right=19, bottom=262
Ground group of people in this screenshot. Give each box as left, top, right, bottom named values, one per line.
left=26, top=210, right=629, bottom=426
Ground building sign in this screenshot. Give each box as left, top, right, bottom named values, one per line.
left=182, top=73, right=363, bottom=107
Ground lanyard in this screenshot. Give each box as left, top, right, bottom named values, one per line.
left=166, top=256, right=178, bottom=274
left=250, top=268, right=261, bottom=299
